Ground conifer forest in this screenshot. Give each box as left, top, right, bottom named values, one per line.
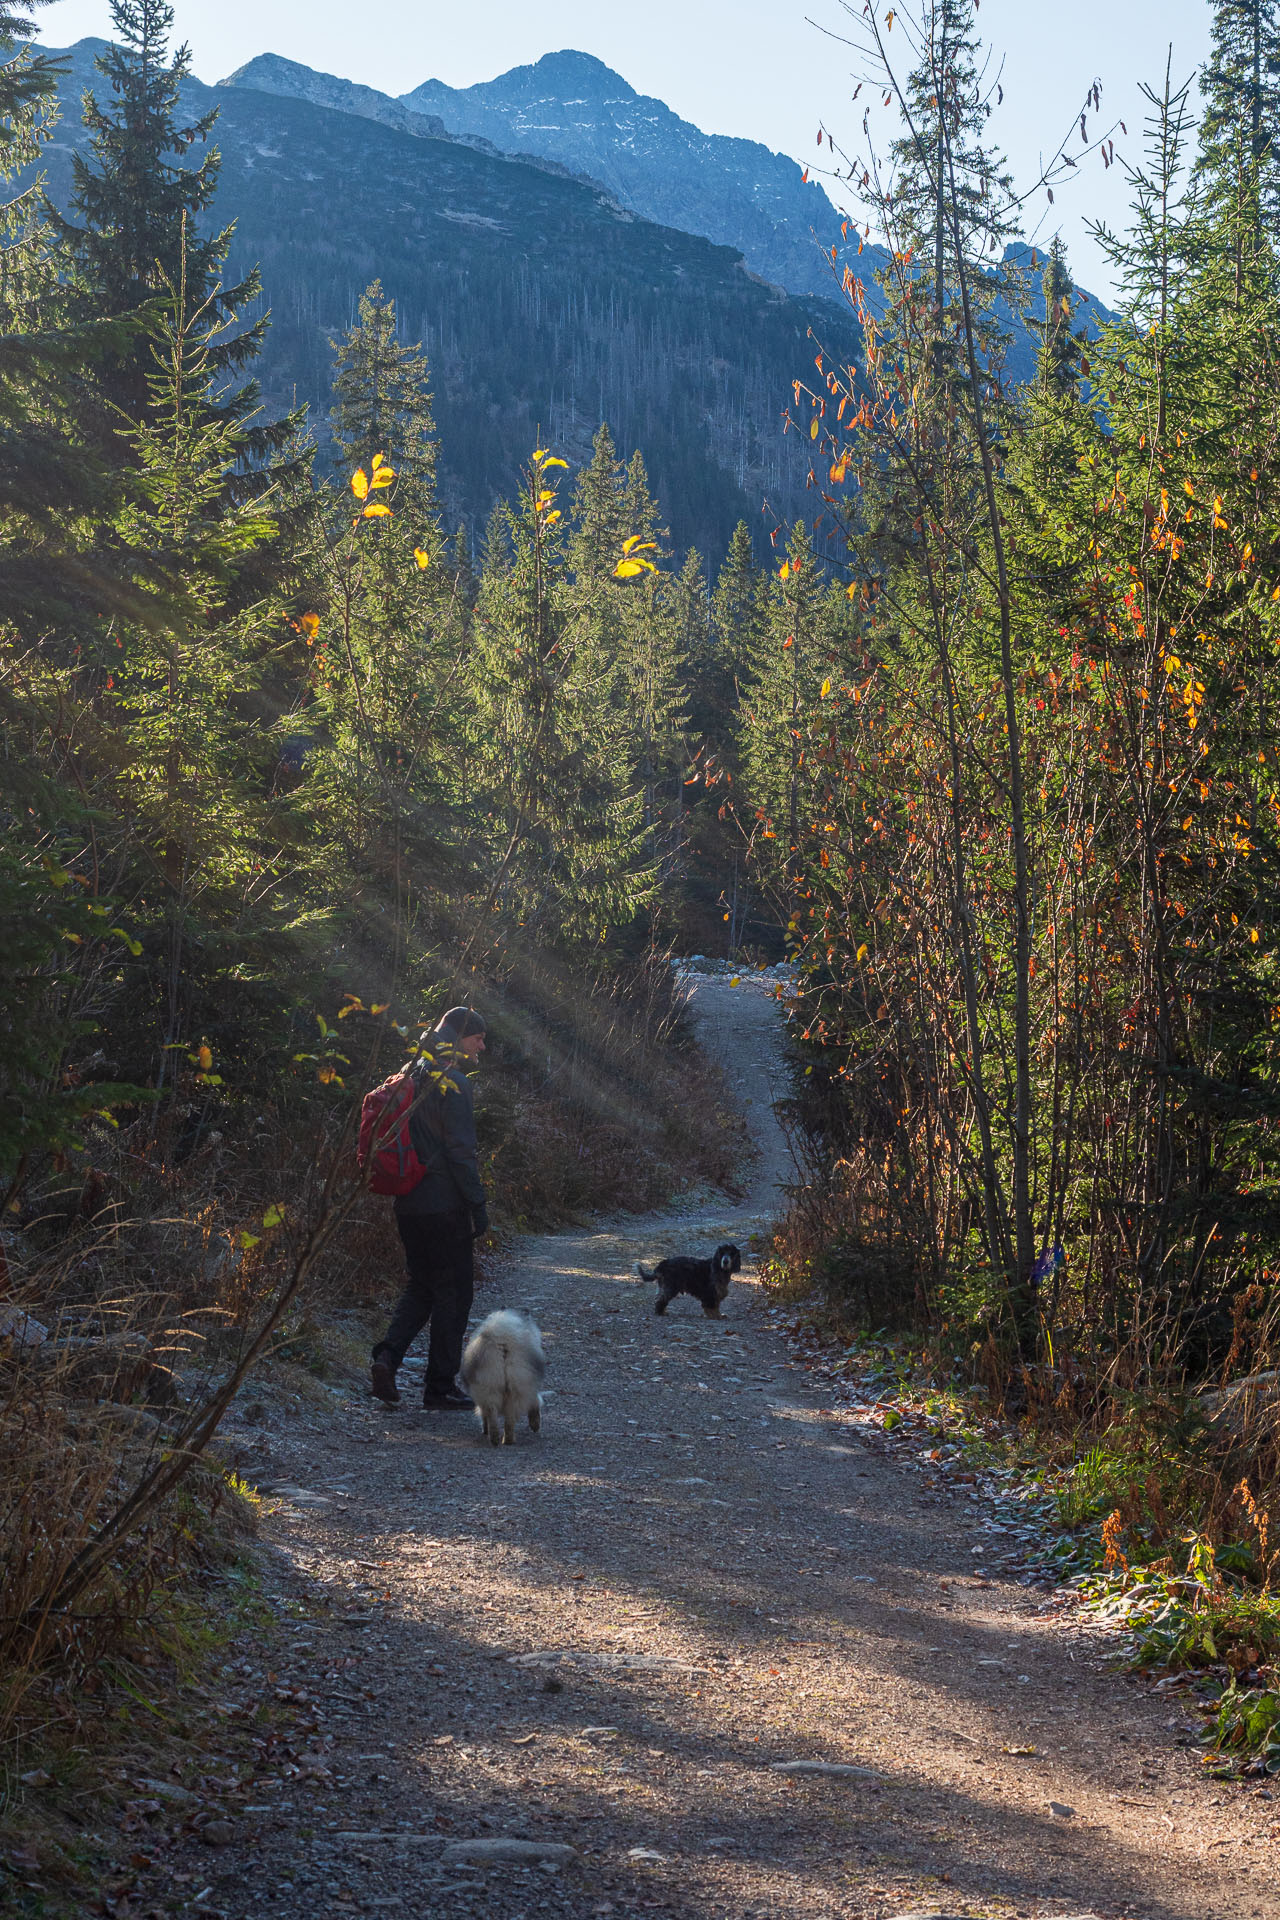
left=5, top=0, right=1280, bottom=1909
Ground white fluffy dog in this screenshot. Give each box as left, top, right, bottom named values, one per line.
left=461, top=1310, right=545, bottom=1447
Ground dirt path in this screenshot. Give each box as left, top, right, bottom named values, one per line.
left=172, top=973, right=1278, bottom=1920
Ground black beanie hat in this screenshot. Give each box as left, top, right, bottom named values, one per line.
left=432, top=1005, right=486, bottom=1040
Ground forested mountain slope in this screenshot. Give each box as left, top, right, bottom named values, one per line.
left=40, top=38, right=860, bottom=561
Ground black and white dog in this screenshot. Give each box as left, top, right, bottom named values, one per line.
left=634, top=1243, right=742, bottom=1317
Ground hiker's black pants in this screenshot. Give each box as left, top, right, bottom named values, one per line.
left=375, top=1209, right=474, bottom=1395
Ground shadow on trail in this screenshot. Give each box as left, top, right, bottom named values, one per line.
left=261, top=1419, right=1237, bottom=1920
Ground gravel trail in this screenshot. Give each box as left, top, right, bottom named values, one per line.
left=179, top=973, right=1279, bottom=1920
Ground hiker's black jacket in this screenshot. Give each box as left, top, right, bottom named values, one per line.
left=394, top=1041, right=486, bottom=1218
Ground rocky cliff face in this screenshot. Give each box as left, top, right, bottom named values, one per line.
left=220, top=54, right=599, bottom=185
left=400, top=49, right=861, bottom=307
left=222, top=52, right=450, bottom=140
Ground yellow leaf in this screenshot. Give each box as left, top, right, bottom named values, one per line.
left=363, top=502, right=393, bottom=518
left=371, top=452, right=387, bottom=471
left=414, top=547, right=430, bottom=569
left=542, top=456, right=569, bottom=469
left=371, top=466, right=395, bottom=488
left=300, top=611, right=320, bottom=638
left=810, top=417, right=820, bottom=440
left=779, top=560, right=791, bottom=579
left=729, top=975, right=741, bottom=986
left=623, top=536, right=657, bottom=554
left=351, top=468, right=370, bottom=500
left=545, top=509, right=562, bottom=525
left=371, top=1002, right=390, bottom=1015
left=614, top=558, right=656, bottom=578
left=820, top=677, right=831, bottom=697
left=857, top=943, right=868, bottom=962
left=197, top=1044, right=213, bottom=1072
left=237, top=1231, right=261, bottom=1251
left=262, top=1203, right=285, bottom=1229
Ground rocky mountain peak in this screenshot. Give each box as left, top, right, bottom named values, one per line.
left=495, top=49, right=637, bottom=102
left=220, top=51, right=447, bottom=139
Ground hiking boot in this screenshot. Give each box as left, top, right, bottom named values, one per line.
left=422, top=1384, right=476, bottom=1412
left=370, top=1355, right=401, bottom=1405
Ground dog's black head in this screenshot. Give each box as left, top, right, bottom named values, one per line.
left=712, top=1244, right=741, bottom=1300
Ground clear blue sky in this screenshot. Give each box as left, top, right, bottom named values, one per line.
left=39, top=0, right=1216, bottom=297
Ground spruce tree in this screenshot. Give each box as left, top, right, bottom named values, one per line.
left=705, top=520, right=766, bottom=744
left=0, top=0, right=56, bottom=137
left=670, top=547, right=711, bottom=726
left=330, top=280, right=438, bottom=513
left=60, top=0, right=267, bottom=430
left=565, top=429, right=690, bottom=883
left=888, top=0, right=1016, bottom=358
left=615, top=452, right=683, bottom=818
left=739, top=522, right=827, bottom=872
left=310, top=284, right=459, bottom=879
left=0, top=10, right=120, bottom=629
left=0, top=5, right=149, bottom=1168
left=468, top=448, right=648, bottom=951
left=1032, top=238, right=1086, bottom=398
left=569, top=422, right=629, bottom=583
left=1195, top=0, right=1280, bottom=234
left=109, top=250, right=282, bottom=1082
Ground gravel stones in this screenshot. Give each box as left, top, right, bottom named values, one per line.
left=506, top=1650, right=706, bottom=1673
left=440, top=1837, right=579, bottom=1865
left=768, top=1759, right=883, bottom=1780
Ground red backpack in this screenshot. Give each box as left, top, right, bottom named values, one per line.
left=357, top=1066, right=432, bottom=1195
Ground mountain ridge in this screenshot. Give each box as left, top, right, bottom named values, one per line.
left=219, top=46, right=1115, bottom=366
left=220, top=53, right=617, bottom=191
left=399, top=49, right=857, bottom=309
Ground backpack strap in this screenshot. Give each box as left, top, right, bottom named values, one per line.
left=406, top=1054, right=451, bottom=1168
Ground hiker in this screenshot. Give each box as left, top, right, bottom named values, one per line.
left=369, top=1007, right=489, bottom=1410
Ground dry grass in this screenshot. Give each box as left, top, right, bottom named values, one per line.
left=0, top=1266, right=258, bottom=1753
